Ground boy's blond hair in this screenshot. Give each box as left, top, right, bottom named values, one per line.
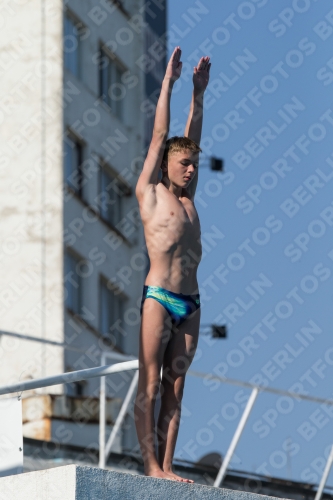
left=162, top=136, right=201, bottom=163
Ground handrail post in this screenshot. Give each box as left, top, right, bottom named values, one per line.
left=104, top=370, right=139, bottom=462
left=314, top=444, right=333, bottom=500
left=214, top=387, right=259, bottom=488
left=99, top=352, right=106, bottom=469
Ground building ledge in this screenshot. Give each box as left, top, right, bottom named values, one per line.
left=0, top=464, right=290, bottom=500
left=21, top=439, right=333, bottom=500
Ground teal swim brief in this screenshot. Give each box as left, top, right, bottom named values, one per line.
left=140, top=285, right=200, bottom=326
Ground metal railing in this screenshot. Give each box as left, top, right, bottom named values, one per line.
left=99, top=350, right=138, bottom=468
left=0, top=329, right=332, bottom=497
left=0, top=360, right=138, bottom=396
left=187, top=370, right=333, bottom=491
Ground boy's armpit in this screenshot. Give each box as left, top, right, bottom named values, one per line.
left=135, top=163, right=159, bottom=200
left=135, top=132, right=167, bottom=195
left=136, top=184, right=157, bottom=217
left=136, top=179, right=157, bottom=197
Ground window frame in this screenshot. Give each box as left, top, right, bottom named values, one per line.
left=64, top=250, right=84, bottom=316
left=64, top=131, right=85, bottom=199
left=99, top=275, right=126, bottom=351
left=63, top=11, right=86, bottom=79
left=98, top=43, right=126, bottom=120
left=98, top=159, right=131, bottom=228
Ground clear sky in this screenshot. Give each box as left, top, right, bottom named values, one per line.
left=167, top=0, right=333, bottom=486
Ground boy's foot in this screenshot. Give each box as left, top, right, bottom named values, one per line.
left=145, top=467, right=193, bottom=482
left=164, top=470, right=194, bottom=483
left=145, top=468, right=179, bottom=481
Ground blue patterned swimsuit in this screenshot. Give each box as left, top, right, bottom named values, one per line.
left=140, top=285, right=201, bottom=326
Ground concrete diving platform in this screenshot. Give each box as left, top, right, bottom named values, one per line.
left=0, top=464, right=291, bottom=500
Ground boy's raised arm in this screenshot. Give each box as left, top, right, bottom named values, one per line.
left=135, top=47, right=182, bottom=200
left=184, top=56, right=211, bottom=145
left=184, top=56, right=211, bottom=199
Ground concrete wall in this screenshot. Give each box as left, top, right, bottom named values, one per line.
left=0, top=0, right=64, bottom=388
left=0, top=465, right=288, bottom=500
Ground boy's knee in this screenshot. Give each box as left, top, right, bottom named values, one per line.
left=161, top=374, right=185, bottom=402
left=145, top=378, right=161, bottom=400
left=172, top=354, right=191, bottom=375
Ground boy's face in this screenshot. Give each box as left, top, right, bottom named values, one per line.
left=162, top=149, right=199, bottom=187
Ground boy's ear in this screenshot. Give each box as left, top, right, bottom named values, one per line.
left=161, top=160, right=167, bottom=172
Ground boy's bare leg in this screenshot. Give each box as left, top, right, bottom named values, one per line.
left=134, top=298, right=176, bottom=479
left=157, top=308, right=201, bottom=483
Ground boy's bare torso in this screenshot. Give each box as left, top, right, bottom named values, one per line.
left=139, top=182, right=202, bottom=295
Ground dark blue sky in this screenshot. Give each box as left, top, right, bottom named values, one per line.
left=168, top=0, right=333, bottom=486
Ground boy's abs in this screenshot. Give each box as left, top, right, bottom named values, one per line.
left=141, top=189, right=202, bottom=295
left=145, top=258, right=200, bottom=295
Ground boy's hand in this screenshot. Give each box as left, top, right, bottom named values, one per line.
left=193, top=56, right=211, bottom=93
left=165, top=46, right=182, bottom=82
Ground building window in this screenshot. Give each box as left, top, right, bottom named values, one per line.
left=99, top=46, right=125, bottom=120
left=98, top=163, right=130, bottom=227
left=144, top=27, right=166, bottom=84
left=100, top=278, right=125, bottom=350
left=64, top=251, right=86, bottom=315
left=64, top=134, right=84, bottom=197
left=64, top=14, right=83, bottom=78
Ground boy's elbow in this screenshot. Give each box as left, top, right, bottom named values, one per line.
left=153, top=128, right=168, bottom=139
left=135, top=183, right=144, bottom=202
